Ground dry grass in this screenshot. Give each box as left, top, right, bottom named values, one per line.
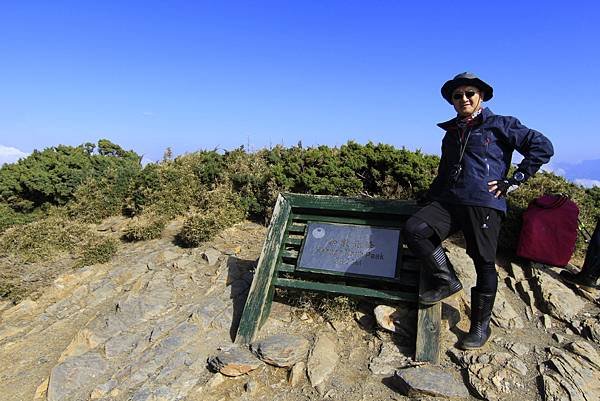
left=275, top=289, right=357, bottom=323
left=0, top=212, right=122, bottom=301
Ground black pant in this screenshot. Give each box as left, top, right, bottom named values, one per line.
left=583, top=218, right=600, bottom=271
left=404, top=201, right=503, bottom=293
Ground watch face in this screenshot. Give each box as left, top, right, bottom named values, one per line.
left=514, top=171, right=525, bottom=182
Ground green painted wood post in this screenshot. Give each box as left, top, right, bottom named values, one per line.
left=235, top=194, right=291, bottom=344
left=415, top=262, right=441, bottom=363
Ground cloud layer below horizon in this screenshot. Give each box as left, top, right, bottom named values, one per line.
left=0, top=145, right=29, bottom=166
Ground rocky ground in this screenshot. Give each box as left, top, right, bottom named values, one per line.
left=0, top=217, right=599, bottom=401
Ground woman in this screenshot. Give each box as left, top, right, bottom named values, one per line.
left=404, top=72, right=554, bottom=349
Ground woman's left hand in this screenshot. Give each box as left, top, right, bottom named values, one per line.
left=488, top=179, right=519, bottom=198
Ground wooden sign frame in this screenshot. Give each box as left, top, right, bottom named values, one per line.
left=235, top=193, right=441, bottom=363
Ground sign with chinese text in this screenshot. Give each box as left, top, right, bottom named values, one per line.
left=298, top=222, right=400, bottom=278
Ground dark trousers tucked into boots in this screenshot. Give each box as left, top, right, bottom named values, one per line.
left=457, top=287, right=496, bottom=350
left=419, top=246, right=463, bottom=305
left=560, top=218, right=600, bottom=289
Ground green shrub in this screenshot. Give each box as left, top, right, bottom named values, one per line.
left=0, top=203, right=44, bottom=233
left=125, top=154, right=205, bottom=218
left=177, top=185, right=247, bottom=247
left=263, top=141, right=438, bottom=201
left=224, top=147, right=277, bottom=219
left=585, top=186, right=600, bottom=219
left=122, top=213, right=167, bottom=242
left=0, top=140, right=141, bottom=212
left=122, top=142, right=440, bottom=227
left=338, top=141, right=439, bottom=198
left=8, top=139, right=596, bottom=259
left=177, top=213, right=223, bottom=247
left=76, top=236, right=119, bottom=268
left=68, top=166, right=139, bottom=223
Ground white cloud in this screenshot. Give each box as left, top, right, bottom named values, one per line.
left=141, top=156, right=155, bottom=166
left=574, top=178, right=600, bottom=188
left=0, top=145, right=29, bottom=166
left=541, top=163, right=566, bottom=176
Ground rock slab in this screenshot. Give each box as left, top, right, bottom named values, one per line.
left=369, top=342, right=412, bottom=376
left=540, top=345, right=600, bottom=401
left=251, top=334, right=310, bottom=367
left=532, top=268, right=586, bottom=321
left=307, top=332, right=339, bottom=394
left=373, top=304, right=416, bottom=338
left=208, top=346, right=263, bottom=376
left=393, top=366, right=469, bottom=399
left=47, top=352, right=109, bottom=401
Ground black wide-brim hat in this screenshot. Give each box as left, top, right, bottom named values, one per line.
left=441, top=72, right=494, bottom=104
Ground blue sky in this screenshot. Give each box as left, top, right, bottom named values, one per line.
left=1, top=1, right=599, bottom=177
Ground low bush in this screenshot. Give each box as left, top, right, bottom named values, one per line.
left=76, top=236, right=119, bottom=268
left=177, top=213, right=223, bottom=247
left=0, top=140, right=141, bottom=212
left=224, top=147, right=278, bottom=220
left=68, top=166, right=139, bottom=223
left=0, top=203, right=43, bottom=233
left=0, top=215, right=90, bottom=263
left=177, top=185, right=247, bottom=247
left=263, top=141, right=439, bottom=200
left=3, top=139, right=597, bottom=259
left=122, top=213, right=167, bottom=242
left=585, top=186, right=600, bottom=220
left=125, top=149, right=234, bottom=218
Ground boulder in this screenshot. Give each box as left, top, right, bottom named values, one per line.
left=208, top=346, right=263, bottom=376
left=288, top=362, right=306, bottom=387
left=531, top=268, right=586, bottom=321
left=582, top=317, right=600, bottom=345
left=373, top=304, right=416, bottom=337
left=492, top=292, right=524, bottom=329
left=368, top=342, right=413, bottom=376
left=201, top=248, right=221, bottom=266
left=251, top=334, right=310, bottom=367
left=307, top=332, right=338, bottom=394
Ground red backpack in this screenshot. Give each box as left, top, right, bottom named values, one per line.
left=516, top=194, right=579, bottom=267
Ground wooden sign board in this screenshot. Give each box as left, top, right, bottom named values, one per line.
left=235, top=193, right=441, bottom=363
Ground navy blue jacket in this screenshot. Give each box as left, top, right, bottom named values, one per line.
left=429, top=107, right=554, bottom=213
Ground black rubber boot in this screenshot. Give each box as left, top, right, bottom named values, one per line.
left=559, top=270, right=599, bottom=290
left=457, top=288, right=495, bottom=350
left=419, top=246, right=463, bottom=305
left=560, top=219, right=600, bottom=290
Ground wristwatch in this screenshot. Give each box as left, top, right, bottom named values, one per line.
left=513, top=171, right=526, bottom=183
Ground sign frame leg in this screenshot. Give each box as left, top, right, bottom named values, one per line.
left=415, top=264, right=441, bottom=363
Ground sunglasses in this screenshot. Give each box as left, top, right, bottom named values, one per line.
left=452, top=91, right=478, bottom=100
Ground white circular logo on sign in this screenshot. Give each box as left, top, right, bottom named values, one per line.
left=312, top=227, right=325, bottom=239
